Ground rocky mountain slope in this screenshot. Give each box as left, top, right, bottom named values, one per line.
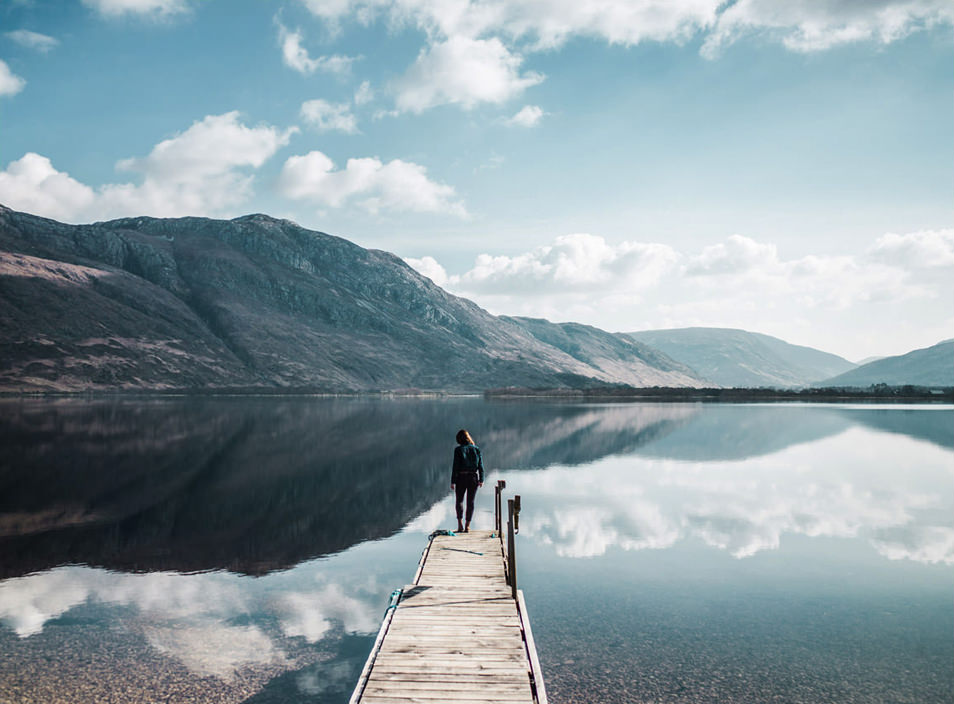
left=624, top=327, right=856, bottom=388
left=0, top=206, right=706, bottom=392
left=817, top=340, right=953, bottom=388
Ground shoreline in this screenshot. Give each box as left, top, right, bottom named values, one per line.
left=0, top=386, right=951, bottom=403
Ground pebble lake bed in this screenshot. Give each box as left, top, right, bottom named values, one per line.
left=0, top=398, right=951, bottom=703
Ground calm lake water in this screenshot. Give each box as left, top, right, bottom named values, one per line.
left=0, top=398, right=951, bottom=703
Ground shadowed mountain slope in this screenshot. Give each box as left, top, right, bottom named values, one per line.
left=0, top=206, right=705, bottom=392
left=624, top=327, right=856, bottom=388
left=817, top=340, right=954, bottom=388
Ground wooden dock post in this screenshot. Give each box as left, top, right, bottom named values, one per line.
left=507, top=498, right=518, bottom=599
left=494, top=479, right=506, bottom=534
left=350, top=492, right=547, bottom=704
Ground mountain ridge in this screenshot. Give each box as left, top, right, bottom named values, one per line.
left=624, top=326, right=857, bottom=387
left=0, top=205, right=706, bottom=392
left=817, top=340, right=953, bottom=388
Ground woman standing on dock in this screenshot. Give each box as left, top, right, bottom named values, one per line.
left=451, top=429, right=483, bottom=533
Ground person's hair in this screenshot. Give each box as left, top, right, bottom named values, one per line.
left=456, top=429, right=474, bottom=445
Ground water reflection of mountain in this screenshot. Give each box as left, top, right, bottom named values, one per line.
left=0, top=398, right=692, bottom=578
left=632, top=405, right=851, bottom=461
left=1, top=399, right=948, bottom=578
left=833, top=407, right=953, bottom=450
left=630, top=404, right=953, bottom=461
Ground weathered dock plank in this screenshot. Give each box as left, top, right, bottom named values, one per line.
left=350, top=529, right=546, bottom=704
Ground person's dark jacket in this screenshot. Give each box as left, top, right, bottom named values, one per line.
left=451, top=443, right=484, bottom=485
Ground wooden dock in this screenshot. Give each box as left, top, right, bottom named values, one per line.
left=350, top=523, right=547, bottom=704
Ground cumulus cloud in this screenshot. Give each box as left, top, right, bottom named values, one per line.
left=277, top=23, right=354, bottom=75
left=703, top=0, right=954, bottom=56
left=395, top=35, right=543, bottom=113
left=0, top=112, right=295, bottom=221
left=409, top=228, right=949, bottom=356
left=81, top=0, right=190, bottom=18
left=678, top=233, right=928, bottom=310
left=301, top=99, right=359, bottom=133
left=304, top=0, right=721, bottom=49
left=277, top=150, right=467, bottom=216
left=303, top=1, right=951, bottom=116
left=505, top=104, right=544, bottom=127
left=685, top=234, right=778, bottom=276
left=99, top=111, right=296, bottom=218
left=306, top=0, right=951, bottom=57
left=0, top=59, right=26, bottom=97
left=0, top=153, right=96, bottom=221
left=403, top=255, right=449, bottom=286
left=453, top=233, right=679, bottom=294
left=5, top=30, right=59, bottom=53
left=868, top=229, right=954, bottom=269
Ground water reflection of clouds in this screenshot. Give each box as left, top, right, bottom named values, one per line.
left=497, top=427, right=954, bottom=563
left=277, top=583, right=379, bottom=643
left=0, top=553, right=391, bottom=685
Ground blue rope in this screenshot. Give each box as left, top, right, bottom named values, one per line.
left=384, top=588, right=402, bottom=613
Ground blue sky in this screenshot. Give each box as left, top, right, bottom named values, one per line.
left=1, top=0, right=951, bottom=360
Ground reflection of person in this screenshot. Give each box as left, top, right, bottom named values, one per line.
left=451, top=429, right=484, bottom=533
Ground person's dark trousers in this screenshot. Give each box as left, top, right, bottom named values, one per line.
left=455, top=473, right=479, bottom=523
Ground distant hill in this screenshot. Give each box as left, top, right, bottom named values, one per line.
left=504, top=317, right=702, bottom=387
left=855, top=356, right=886, bottom=366
left=0, top=206, right=705, bottom=392
left=817, top=340, right=954, bottom=388
left=624, top=327, right=856, bottom=388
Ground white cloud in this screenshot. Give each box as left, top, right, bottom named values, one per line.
left=278, top=22, right=354, bottom=75
left=703, top=0, right=954, bottom=56
left=99, top=112, right=296, bottom=218
left=0, top=153, right=96, bottom=221
left=404, top=255, right=449, bottom=286
left=395, top=35, right=543, bottom=113
left=277, top=150, right=467, bottom=216
left=505, top=104, right=544, bottom=127
left=868, top=229, right=954, bottom=269
left=0, top=112, right=295, bottom=221
left=304, top=0, right=721, bottom=49
left=685, top=234, right=778, bottom=276
left=5, top=30, right=59, bottom=52
left=301, top=99, right=359, bottom=133
left=678, top=234, right=928, bottom=310
left=413, top=227, right=950, bottom=357
left=306, top=0, right=951, bottom=55
left=453, top=233, right=679, bottom=294
left=0, top=59, right=26, bottom=97
left=306, top=1, right=951, bottom=117
left=354, top=79, right=374, bottom=105
left=81, top=0, right=190, bottom=18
